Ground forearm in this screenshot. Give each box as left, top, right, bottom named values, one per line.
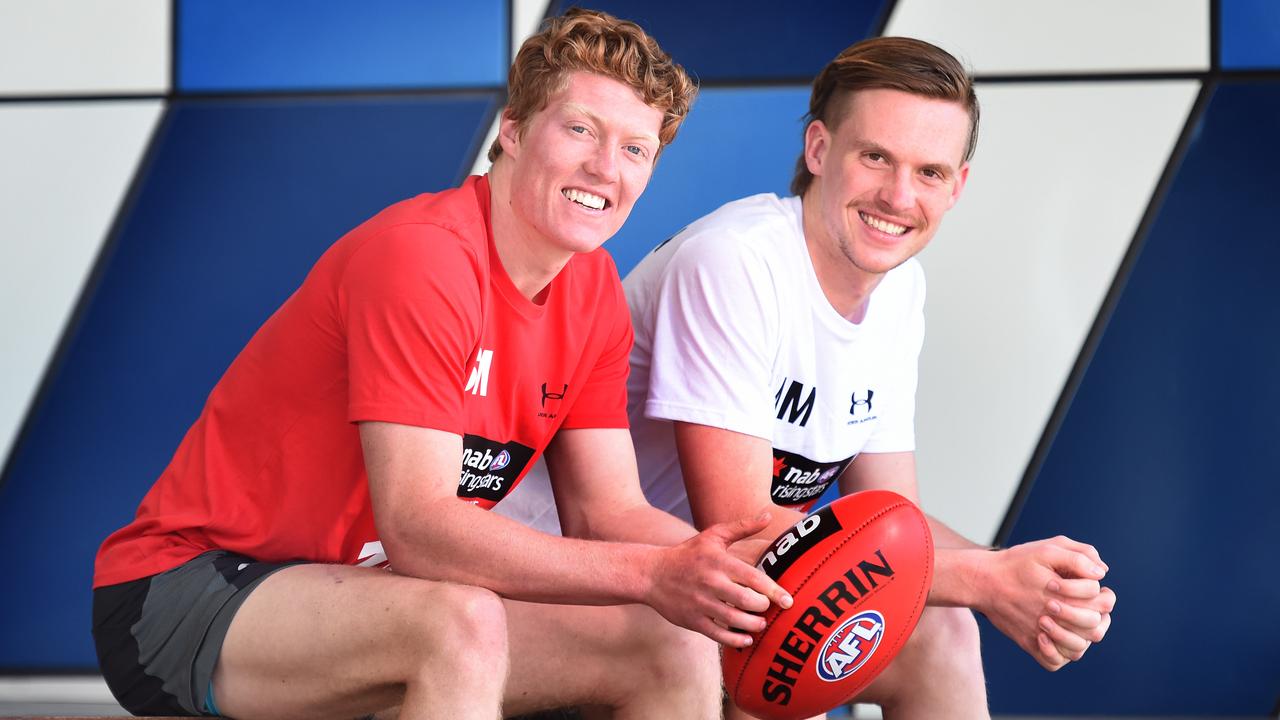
left=925, top=513, right=986, bottom=550
left=923, top=514, right=994, bottom=608
left=928, top=546, right=993, bottom=608
left=586, top=501, right=697, bottom=546
left=382, top=496, right=662, bottom=606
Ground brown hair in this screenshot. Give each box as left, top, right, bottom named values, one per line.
left=791, top=36, right=979, bottom=196
left=487, top=7, right=696, bottom=161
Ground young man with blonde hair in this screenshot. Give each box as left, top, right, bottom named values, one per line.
left=92, top=9, right=788, bottom=719
left=620, top=37, right=1117, bottom=718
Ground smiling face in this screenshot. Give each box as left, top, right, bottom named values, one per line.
left=498, top=71, right=664, bottom=258
left=803, top=87, right=971, bottom=281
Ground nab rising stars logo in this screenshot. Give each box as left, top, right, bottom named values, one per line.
left=817, top=610, right=885, bottom=682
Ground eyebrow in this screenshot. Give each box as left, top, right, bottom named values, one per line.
left=562, top=102, right=660, bottom=147
left=858, top=140, right=958, bottom=179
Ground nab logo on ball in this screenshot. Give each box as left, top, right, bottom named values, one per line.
left=817, top=611, right=884, bottom=682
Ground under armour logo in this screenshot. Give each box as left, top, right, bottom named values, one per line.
left=541, top=382, right=567, bottom=407
left=849, top=389, right=874, bottom=415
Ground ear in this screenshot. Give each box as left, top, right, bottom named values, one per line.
left=498, top=110, right=522, bottom=159
left=803, top=120, right=830, bottom=179
left=946, top=162, right=971, bottom=210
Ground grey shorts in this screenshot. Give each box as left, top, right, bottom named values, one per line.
left=92, top=550, right=299, bottom=716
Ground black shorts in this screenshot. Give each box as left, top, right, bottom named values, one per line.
left=92, top=550, right=299, bottom=716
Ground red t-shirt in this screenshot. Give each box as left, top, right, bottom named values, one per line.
left=94, top=175, right=632, bottom=587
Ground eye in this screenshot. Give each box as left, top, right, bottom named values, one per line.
left=569, top=125, right=588, bottom=134
left=624, top=144, right=648, bottom=158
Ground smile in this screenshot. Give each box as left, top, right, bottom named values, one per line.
left=858, top=211, right=909, bottom=236
left=563, top=188, right=608, bottom=210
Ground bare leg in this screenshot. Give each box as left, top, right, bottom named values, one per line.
left=212, top=564, right=508, bottom=720
left=210, top=564, right=723, bottom=720
left=502, top=599, right=722, bottom=719
left=857, top=607, right=988, bottom=720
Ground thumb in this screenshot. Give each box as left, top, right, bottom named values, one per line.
left=1045, top=545, right=1107, bottom=581
left=707, top=512, right=772, bottom=546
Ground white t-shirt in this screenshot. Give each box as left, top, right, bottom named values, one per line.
left=494, top=193, right=925, bottom=532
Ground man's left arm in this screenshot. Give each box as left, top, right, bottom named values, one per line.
left=840, top=451, right=1116, bottom=671
left=544, top=427, right=692, bottom=546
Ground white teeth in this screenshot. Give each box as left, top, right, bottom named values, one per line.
left=563, top=188, right=606, bottom=210
left=860, top=211, right=908, bottom=236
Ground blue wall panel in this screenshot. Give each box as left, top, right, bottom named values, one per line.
left=1221, top=0, right=1280, bottom=70
left=606, top=86, right=809, bottom=277
left=982, top=81, right=1280, bottom=716
left=0, top=94, right=495, bottom=668
left=555, top=0, right=886, bottom=82
left=179, top=0, right=507, bottom=92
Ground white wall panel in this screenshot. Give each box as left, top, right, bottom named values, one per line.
left=0, top=100, right=163, bottom=467
left=0, top=0, right=169, bottom=96
left=887, top=0, right=1208, bottom=74
left=469, top=0, right=550, bottom=178
left=914, top=81, right=1199, bottom=543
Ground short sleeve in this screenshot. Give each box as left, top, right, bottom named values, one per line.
left=860, top=263, right=925, bottom=453
left=643, top=236, right=781, bottom=439
left=561, top=261, right=633, bottom=430
left=341, top=224, right=483, bottom=433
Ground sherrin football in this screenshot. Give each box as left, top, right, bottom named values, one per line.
left=722, top=490, right=934, bottom=720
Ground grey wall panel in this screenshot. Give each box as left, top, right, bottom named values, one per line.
left=914, top=81, right=1200, bottom=543
left=888, top=0, right=1209, bottom=74
left=0, top=0, right=168, bottom=96
left=0, top=100, right=163, bottom=470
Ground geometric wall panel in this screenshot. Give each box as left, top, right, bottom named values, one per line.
left=552, top=0, right=888, bottom=82
left=982, top=81, right=1280, bottom=716
left=0, top=0, right=169, bottom=96
left=602, top=86, right=810, bottom=278
left=1220, top=0, right=1280, bottom=69
left=914, top=80, right=1201, bottom=544
left=0, top=100, right=164, bottom=476
left=0, top=93, right=496, bottom=668
left=178, top=0, right=506, bottom=92
left=888, top=0, right=1209, bottom=74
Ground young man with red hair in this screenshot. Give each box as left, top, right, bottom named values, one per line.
left=92, top=9, right=788, bottom=719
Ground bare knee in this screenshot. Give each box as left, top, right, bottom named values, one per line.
left=859, top=607, right=985, bottom=713
left=914, top=606, right=982, bottom=669
left=625, top=609, right=720, bottom=697
left=892, top=606, right=982, bottom=680
left=407, top=583, right=509, bottom=678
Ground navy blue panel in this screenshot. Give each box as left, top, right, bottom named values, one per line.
left=983, top=82, right=1280, bottom=715
left=1221, top=0, right=1280, bottom=69
left=179, top=0, right=506, bottom=92
left=606, top=86, right=809, bottom=277
left=0, top=94, right=495, bottom=668
left=553, top=0, right=885, bottom=82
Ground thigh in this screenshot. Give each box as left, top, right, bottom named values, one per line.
left=500, top=599, right=710, bottom=716
left=93, top=550, right=299, bottom=716
left=212, top=562, right=494, bottom=720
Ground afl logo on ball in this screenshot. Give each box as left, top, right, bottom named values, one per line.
left=817, top=610, right=885, bottom=682
left=490, top=450, right=511, bottom=472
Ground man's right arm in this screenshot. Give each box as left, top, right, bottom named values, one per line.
left=360, top=420, right=782, bottom=647
left=672, top=421, right=805, bottom=552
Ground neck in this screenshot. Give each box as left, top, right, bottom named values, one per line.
left=487, top=159, right=572, bottom=303
left=800, top=190, right=883, bottom=323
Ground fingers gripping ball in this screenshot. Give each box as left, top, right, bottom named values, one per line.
left=722, top=490, right=934, bottom=720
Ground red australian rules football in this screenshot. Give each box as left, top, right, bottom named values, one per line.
left=722, top=489, right=934, bottom=720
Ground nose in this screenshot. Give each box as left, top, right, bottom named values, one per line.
left=876, top=167, right=916, bottom=213
left=584, top=143, right=619, bottom=183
